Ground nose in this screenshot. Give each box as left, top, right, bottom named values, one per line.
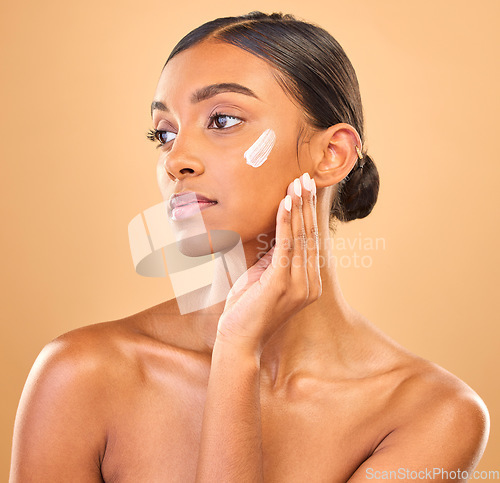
left=163, top=132, right=205, bottom=181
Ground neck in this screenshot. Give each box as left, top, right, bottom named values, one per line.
left=157, top=192, right=359, bottom=390
left=193, top=224, right=356, bottom=392
left=257, top=248, right=355, bottom=391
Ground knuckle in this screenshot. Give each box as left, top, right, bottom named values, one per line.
left=277, top=238, right=289, bottom=250
left=277, top=238, right=294, bottom=255
left=297, top=230, right=307, bottom=249
left=303, top=197, right=314, bottom=211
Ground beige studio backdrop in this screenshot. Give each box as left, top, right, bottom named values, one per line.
left=1, top=0, right=499, bottom=479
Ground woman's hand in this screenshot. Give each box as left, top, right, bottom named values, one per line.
left=216, top=173, right=322, bottom=356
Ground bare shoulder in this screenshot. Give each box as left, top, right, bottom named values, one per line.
left=30, top=301, right=183, bottom=388
left=392, top=355, right=490, bottom=438
left=380, top=329, right=489, bottom=447
left=26, top=296, right=204, bottom=398
left=348, top=319, right=490, bottom=480
left=19, top=316, right=138, bottom=399
left=10, top=322, right=113, bottom=482
left=29, top=318, right=141, bottom=390
left=13, top=317, right=143, bottom=417
left=357, top=313, right=489, bottom=430
left=10, top=306, right=174, bottom=482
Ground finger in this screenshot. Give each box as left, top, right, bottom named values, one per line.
left=299, top=173, right=322, bottom=300
left=288, top=177, right=308, bottom=292
left=270, top=191, right=294, bottom=280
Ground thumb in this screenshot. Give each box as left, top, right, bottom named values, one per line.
left=226, top=246, right=276, bottom=300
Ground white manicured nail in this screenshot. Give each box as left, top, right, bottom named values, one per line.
left=284, top=195, right=292, bottom=212
left=302, top=172, right=311, bottom=191
left=293, top=178, right=302, bottom=197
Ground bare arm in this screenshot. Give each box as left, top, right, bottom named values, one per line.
left=195, top=339, right=264, bottom=482
left=10, top=338, right=108, bottom=482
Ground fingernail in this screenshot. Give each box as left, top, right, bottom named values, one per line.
left=302, top=172, right=311, bottom=191
left=293, top=178, right=302, bottom=197
left=311, top=178, right=316, bottom=195
left=284, top=195, right=292, bottom=212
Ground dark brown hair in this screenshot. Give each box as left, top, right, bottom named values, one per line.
left=164, top=11, right=380, bottom=226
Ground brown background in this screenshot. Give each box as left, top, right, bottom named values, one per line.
left=1, top=0, right=499, bottom=479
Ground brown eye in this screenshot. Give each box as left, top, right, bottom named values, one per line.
left=208, top=113, right=242, bottom=129
left=214, top=115, right=228, bottom=128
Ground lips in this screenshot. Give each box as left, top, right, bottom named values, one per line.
left=169, top=191, right=217, bottom=211
left=168, top=191, right=218, bottom=221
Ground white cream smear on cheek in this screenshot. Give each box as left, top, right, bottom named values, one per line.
left=244, top=128, right=276, bottom=168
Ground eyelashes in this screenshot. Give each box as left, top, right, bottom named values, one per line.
left=146, top=129, right=175, bottom=149
left=147, top=112, right=243, bottom=149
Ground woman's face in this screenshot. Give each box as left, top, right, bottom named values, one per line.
left=152, top=39, right=312, bottom=245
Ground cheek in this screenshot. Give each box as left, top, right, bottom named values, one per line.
left=244, top=129, right=276, bottom=168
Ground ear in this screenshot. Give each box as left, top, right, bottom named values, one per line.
left=309, top=123, right=363, bottom=189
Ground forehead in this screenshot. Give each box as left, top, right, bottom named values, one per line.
left=154, top=40, right=285, bottom=102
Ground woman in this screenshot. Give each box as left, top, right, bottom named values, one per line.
left=10, top=11, right=489, bottom=482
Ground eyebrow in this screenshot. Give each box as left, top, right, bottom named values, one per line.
left=150, top=83, right=259, bottom=117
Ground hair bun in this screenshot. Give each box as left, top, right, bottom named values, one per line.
left=332, top=153, right=380, bottom=222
